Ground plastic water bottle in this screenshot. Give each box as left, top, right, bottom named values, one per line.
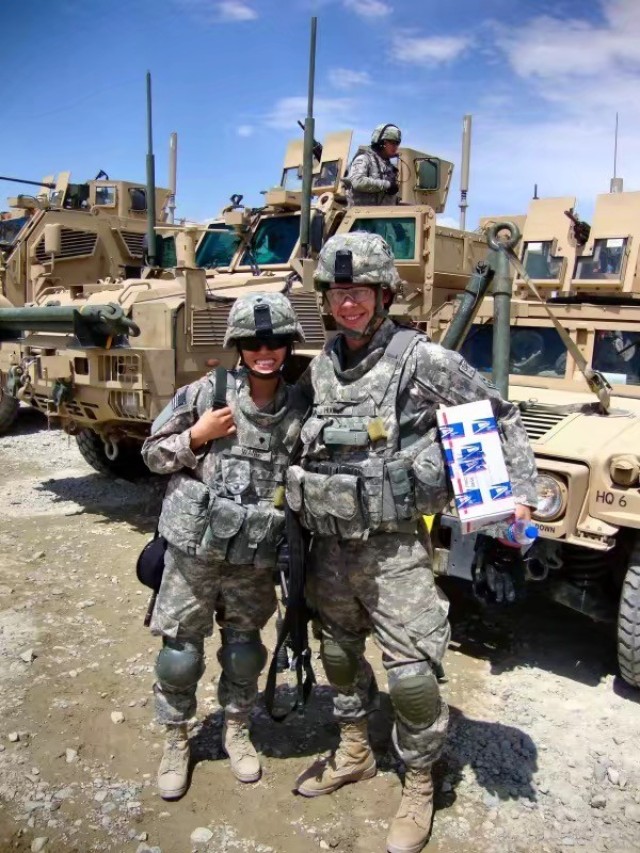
left=503, top=519, right=539, bottom=548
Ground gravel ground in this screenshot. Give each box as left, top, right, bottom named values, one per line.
left=0, top=407, right=639, bottom=853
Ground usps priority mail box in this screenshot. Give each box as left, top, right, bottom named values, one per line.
left=436, top=399, right=515, bottom=534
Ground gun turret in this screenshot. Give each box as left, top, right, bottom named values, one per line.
left=0, top=176, right=57, bottom=190
left=0, top=303, right=140, bottom=347
left=564, top=207, right=591, bottom=247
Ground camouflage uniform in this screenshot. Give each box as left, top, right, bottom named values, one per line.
left=291, top=233, right=537, bottom=777
left=143, top=371, right=306, bottom=724
left=345, top=147, right=399, bottom=207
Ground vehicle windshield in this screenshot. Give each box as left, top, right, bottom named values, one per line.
left=593, top=330, right=640, bottom=385
left=522, top=241, right=563, bottom=281
left=0, top=215, right=29, bottom=249
left=574, top=238, right=627, bottom=280
left=196, top=225, right=241, bottom=268
left=240, top=215, right=299, bottom=266
left=460, top=324, right=567, bottom=378
left=349, top=217, right=416, bottom=260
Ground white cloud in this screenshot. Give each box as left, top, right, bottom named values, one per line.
left=236, top=124, right=254, bottom=137
left=390, top=33, right=470, bottom=65
left=264, top=96, right=356, bottom=131
left=437, top=215, right=461, bottom=230
left=175, top=0, right=257, bottom=23
left=217, top=0, right=257, bottom=21
left=328, top=68, right=372, bottom=90
left=342, top=0, right=391, bottom=17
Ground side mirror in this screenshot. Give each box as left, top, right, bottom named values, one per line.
left=310, top=210, right=324, bottom=254
left=416, top=158, right=441, bottom=191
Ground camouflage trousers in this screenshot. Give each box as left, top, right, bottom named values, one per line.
left=307, top=533, right=450, bottom=770
left=150, top=544, right=276, bottom=724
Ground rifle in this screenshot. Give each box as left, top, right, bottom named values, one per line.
left=264, top=414, right=315, bottom=720
left=564, top=208, right=590, bottom=247
left=297, top=120, right=323, bottom=162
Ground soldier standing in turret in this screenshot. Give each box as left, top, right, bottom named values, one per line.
left=344, top=124, right=402, bottom=206
left=289, top=233, right=537, bottom=853
left=142, top=293, right=306, bottom=799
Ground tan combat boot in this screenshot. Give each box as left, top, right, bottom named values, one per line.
left=222, top=713, right=261, bottom=783
left=386, top=768, right=434, bottom=853
left=157, top=723, right=190, bottom=800
left=296, top=719, right=376, bottom=797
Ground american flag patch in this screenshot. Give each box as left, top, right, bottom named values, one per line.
left=172, top=387, right=188, bottom=408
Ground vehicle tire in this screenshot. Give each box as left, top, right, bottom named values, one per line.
left=75, top=429, right=149, bottom=480
left=0, top=391, right=19, bottom=435
left=617, top=536, right=640, bottom=689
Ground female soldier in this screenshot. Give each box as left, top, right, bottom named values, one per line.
left=142, top=292, right=306, bottom=799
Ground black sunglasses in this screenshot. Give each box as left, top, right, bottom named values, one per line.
left=239, top=336, right=292, bottom=352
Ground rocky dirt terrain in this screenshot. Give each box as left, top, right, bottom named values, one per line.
left=0, top=407, right=639, bottom=853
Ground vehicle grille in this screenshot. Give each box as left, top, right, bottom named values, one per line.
left=120, top=230, right=145, bottom=258
left=34, top=229, right=98, bottom=262
left=109, top=390, right=148, bottom=420
left=288, top=292, right=326, bottom=346
left=31, top=393, right=98, bottom=421
left=97, top=354, right=141, bottom=384
left=518, top=404, right=569, bottom=442
left=191, top=304, right=232, bottom=347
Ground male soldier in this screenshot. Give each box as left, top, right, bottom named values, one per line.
left=142, top=293, right=306, bottom=799
left=288, top=233, right=537, bottom=853
left=344, top=124, right=402, bottom=207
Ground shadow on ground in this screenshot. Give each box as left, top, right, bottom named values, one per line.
left=440, top=576, right=627, bottom=694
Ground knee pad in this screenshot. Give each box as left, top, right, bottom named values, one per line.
left=218, top=630, right=266, bottom=685
left=156, top=638, right=204, bottom=692
left=389, top=671, right=440, bottom=727
left=321, top=637, right=359, bottom=690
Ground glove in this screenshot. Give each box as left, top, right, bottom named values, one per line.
left=472, top=535, right=526, bottom=605
left=387, top=179, right=399, bottom=196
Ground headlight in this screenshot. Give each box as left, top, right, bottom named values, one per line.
left=533, top=473, right=566, bottom=521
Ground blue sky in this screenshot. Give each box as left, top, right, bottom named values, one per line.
left=3, top=0, right=639, bottom=228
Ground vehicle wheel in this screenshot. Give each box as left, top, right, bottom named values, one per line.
left=75, top=429, right=149, bottom=480
left=0, top=391, right=19, bottom=435
left=617, top=536, right=640, bottom=689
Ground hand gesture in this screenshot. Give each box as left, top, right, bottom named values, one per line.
left=190, top=407, right=236, bottom=449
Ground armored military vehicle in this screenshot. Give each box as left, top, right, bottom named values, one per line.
left=0, top=127, right=488, bottom=475
left=0, top=172, right=171, bottom=433
left=430, top=189, right=640, bottom=689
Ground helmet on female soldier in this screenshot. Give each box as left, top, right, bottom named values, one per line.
left=223, top=292, right=306, bottom=348
left=313, top=232, right=400, bottom=292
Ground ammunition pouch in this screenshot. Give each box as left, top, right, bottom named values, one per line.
left=411, top=438, right=451, bottom=516
left=158, top=472, right=211, bottom=556
left=286, top=458, right=419, bottom=539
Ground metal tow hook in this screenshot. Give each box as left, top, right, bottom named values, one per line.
left=103, top=438, right=119, bottom=461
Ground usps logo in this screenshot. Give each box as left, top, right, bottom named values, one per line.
left=471, top=417, right=497, bottom=435
left=489, top=482, right=513, bottom=501
left=460, top=442, right=483, bottom=458
left=459, top=456, right=486, bottom=475
left=439, top=421, right=465, bottom=440
left=455, top=489, right=483, bottom=510
left=444, top=447, right=454, bottom=463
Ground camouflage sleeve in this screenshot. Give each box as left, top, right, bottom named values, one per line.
left=141, top=380, right=205, bottom=474
left=348, top=153, right=391, bottom=194
left=294, top=364, right=315, bottom=408
left=402, top=342, right=538, bottom=507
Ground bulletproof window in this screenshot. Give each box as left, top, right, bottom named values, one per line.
left=281, top=166, right=303, bottom=191
left=313, top=161, right=340, bottom=189
left=129, top=187, right=147, bottom=212
left=522, top=241, right=563, bottom=281
left=593, top=329, right=640, bottom=386
left=240, top=215, right=300, bottom=266
left=95, top=186, right=117, bottom=207
left=0, top=216, right=28, bottom=248
left=350, top=216, right=416, bottom=260
left=196, top=225, right=241, bottom=268
left=460, top=324, right=568, bottom=378
left=156, top=235, right=177, bottom=268
left=415, top=158, right=440, bottom=191
left=574, top=237, right=627, bottom=281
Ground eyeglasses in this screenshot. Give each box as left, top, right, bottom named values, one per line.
left=325, top=287, right=375, bottom=307
left=239, top=336, right=291, bottom=352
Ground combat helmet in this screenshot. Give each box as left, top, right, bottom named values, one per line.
left=314, top=232, right=400, bottom=338
left=371, top=123, right=402, bottom=146
left=223, top=292, right=305, bottom=348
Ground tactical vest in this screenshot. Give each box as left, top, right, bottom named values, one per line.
left=158, top=371, right=302, bottom=567
left=286, top=328, right=450, bottom=539
left=345, top=148, right=398, bottom=206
